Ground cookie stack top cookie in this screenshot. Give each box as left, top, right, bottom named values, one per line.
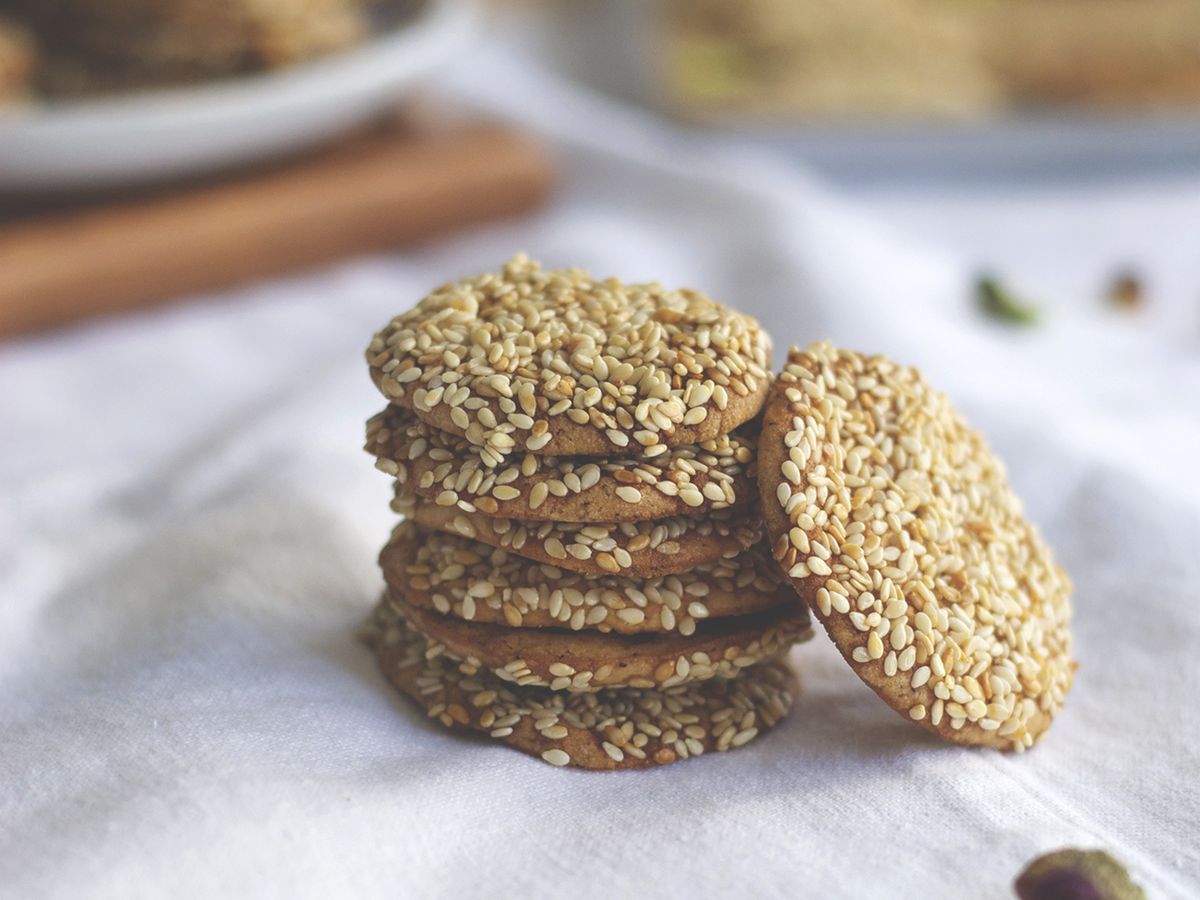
left=366, top=253, right=772, bottom=461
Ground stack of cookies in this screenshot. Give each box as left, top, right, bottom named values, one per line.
left=361, top=256, right=813, bottom=770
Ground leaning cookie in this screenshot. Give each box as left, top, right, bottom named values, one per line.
left=368, top=406, right=756, bottom=522
left=364, top=600, right=797, bottom=770
left=397, top=497, right=764, bottom=578
left=389, top=592, right=810, bottom=692
left=758, top=342, right=1074, bottom=751
left=366, top=255, right=771, bottom=461
left=380, top=522, right=790, bottom=634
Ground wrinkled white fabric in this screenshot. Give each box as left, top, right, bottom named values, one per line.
left=2, top=45, right=1198, bottom=900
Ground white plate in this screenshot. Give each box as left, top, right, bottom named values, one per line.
left=0, top=0, right=477, bottom=192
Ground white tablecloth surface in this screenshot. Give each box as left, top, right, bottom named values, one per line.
left=3, top=48, right=1199, bottom=899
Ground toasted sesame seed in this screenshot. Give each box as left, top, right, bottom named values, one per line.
left=541, top=748, right=571, bottom=766
left=730, top=727, right=759, bottom=747
left=616, top=486, right=642, bottom=504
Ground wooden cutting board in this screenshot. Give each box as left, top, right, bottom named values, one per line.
left=0, top=119, right=555, bottom=336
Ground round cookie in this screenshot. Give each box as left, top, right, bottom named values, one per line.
left=395, top=496, right=764, bottom=577
left=380, top=522, right=792, bottom=635
left=366, top=255, right=771, bottom=461
left=758, top=342, right=1074, bottom=751
left=367, top=406, right=756, bottom=522
left=389, top=592, right=811, bottom=692
left=364, top=599, right=797, bottom=771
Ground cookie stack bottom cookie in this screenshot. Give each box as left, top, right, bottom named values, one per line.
left=363, top=599, right=798, bottom=771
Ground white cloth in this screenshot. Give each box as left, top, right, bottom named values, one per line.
left=3, top=46, right=1199, bottom=900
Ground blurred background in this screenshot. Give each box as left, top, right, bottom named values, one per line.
left=1, top=0, right=1199, bottom=342
left=2, top=0, right=1200, bottom=336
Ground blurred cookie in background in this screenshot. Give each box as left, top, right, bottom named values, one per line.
left=12, top=0, right=376, bottom=97
left=654, top=0, right=1200, bottom=121
left=662, top=0, right=1003, bottom=121
left=984, top=0, right=1200, bottom=111
left=0, top=14, right=37, bottom=103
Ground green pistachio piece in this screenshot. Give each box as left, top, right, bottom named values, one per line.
left=978, top=275, right=1039, bottom=325
left=1015, top=848, right=1145, bottom=900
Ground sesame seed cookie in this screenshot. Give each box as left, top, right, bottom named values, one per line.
left=367, top=406, right=756, bottom=522
left=388, top=592, right=811, bottom=692
left=366, top=255, right=771, bottom=461
left=396, top=494, right=764, bottom=577
left=380, top=522, right=793, bottom=635
left=364, top=600, right=797, bottom=770
left=758, top=342, right=1074, bottom=751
